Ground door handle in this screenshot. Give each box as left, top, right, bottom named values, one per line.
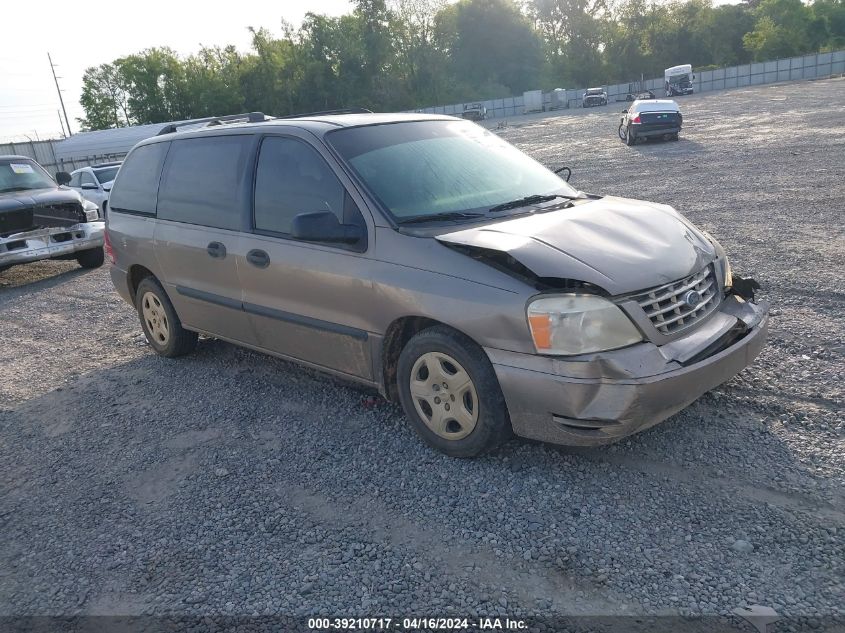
left=207, top=241, right=227, bottom=259
left=246, top=249, right=270, bottom=268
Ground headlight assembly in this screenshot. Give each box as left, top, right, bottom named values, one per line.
left=723, top=255, right=733, bottom=289
left=527, top=294, right=642, bottom=356
left=82, top=200, right=100, bottom=222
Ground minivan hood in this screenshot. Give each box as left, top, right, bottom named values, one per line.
left=435, top=195, right=716, bottom=295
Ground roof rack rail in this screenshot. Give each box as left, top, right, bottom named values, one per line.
left=206, top=112, right=268, bottom=127
left=274, top=108, right=373, bottom=120
left=156, top=112, right=269, bottom=136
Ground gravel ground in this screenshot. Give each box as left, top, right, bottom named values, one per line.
left=1, top=78, right=843, bottom=631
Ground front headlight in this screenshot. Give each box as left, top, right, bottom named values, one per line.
left=527, top=294, right=642, bottom=356
left=723, top=255, right=733, bottom=289
left=82, top=200, right=99, bottom=222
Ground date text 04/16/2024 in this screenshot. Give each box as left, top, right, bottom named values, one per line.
left=307, top=617, right=528, bottom=630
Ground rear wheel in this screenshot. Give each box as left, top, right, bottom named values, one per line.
left=135, top=277, right=197, bottom=358
left=625, top=127, right=636, bottom=146
left=76, top=247, right=105, bottom=269
left=397, top=326, right=511, bottom=457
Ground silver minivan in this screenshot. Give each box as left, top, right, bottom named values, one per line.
left=106, top=112, right=768, bottom=457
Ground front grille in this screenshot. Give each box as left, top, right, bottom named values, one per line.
left=33, top=202, right=86, bottom=228
left=633, top=265, right=720, bottom=335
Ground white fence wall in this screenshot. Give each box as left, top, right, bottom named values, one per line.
left=0, top=139, right=124, bottom=174
left=414, top=49, right=845, bottom=120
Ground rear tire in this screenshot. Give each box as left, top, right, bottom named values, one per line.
left=135, top=277, right=198, bottom=358
left=397, top=326, right=511, bottom=457
left=76, top=247, right=105, bottom=269
left=625, top=127, right=636, bottom=146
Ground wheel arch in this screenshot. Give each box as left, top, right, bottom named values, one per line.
left=380, top=316, right=480, bottom=402
left=127, top=264, right=157, bottom=301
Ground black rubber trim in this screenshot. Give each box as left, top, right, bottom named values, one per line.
left=108, top=207, right=156, bottom=217
left=174, top=285, right=368, bottom=341
left=175, top=285, right=242, bottom=310
left=243, top=301, right=368, bottom=341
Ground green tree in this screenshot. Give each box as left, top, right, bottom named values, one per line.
left=184, top=46, right=245, bottom=118
left=443, top=0, right=545, bottom=96
left=118, top=48, right=192, bottom=124
left=77, top=63, right=130, bottom=131
left=744, top=0, right=817, bottom=59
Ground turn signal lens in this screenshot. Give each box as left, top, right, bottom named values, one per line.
left=528, top=314, right=552, bottom=350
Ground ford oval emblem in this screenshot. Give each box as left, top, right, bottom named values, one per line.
left=683, top=290, right=702, bottom=308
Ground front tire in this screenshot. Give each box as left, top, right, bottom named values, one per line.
left=397, top=326, right=511, bottom=457
left=135, top=277, right=198, bottom=358
left=76, top=247, right=105, bottom=269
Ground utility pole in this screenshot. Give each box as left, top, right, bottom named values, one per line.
left=48, top=52, right=72, bottom=136
left=57, top=110, right=67, bottom=138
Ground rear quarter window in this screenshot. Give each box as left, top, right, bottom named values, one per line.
left=157, top=135, right=250, bottom=230
left=109, top=142, right=170, bottom=215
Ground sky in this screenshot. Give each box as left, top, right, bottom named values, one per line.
left=0, top=0, right=352, bottom=142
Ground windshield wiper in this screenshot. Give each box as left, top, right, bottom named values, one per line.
left=397, top=211, right=485, bottom=225
left=0, top=186, right=32, bottom=193
left=488, top=193, right=578, bottom=213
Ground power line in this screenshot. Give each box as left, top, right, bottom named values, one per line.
left=0, top=103, right=56, bottom=109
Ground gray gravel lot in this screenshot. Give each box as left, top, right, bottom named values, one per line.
left=1, top=78, right=843, bottom=630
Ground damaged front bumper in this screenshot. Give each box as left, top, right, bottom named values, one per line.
left=0, top=221, right=105, bottom=269
left=487, top=294, right=769, bottom=447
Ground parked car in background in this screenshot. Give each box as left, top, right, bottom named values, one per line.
left=665, top=64, right=695, bottom=96
left=0, top=155, right=105, bottom=271
left=619, top=99, right=683, bottom=145
left=69, top=161, right=122, bottom=216
left=107, top=111, right=767, bottom=458
left=582, top=87, right=608, bottom=107
left=460, top=103, right=487, bottom=121
left=626, top=89, right=655, bottom=101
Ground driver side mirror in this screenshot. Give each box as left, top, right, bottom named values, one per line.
left=291, top=211, right=364, bottom=244
left=622, top=109, right=628, bottom=113
left=554, top=166, right=572, bottom=182
left=55, top=171, right=71, bottom=186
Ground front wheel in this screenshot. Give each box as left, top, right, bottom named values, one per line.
left=397, top=326, right=511, bottom=457
left=76, top=247, right=105, bottom=269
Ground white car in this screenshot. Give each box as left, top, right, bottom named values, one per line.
left=582, top=87, right=608, bottom=107
left=69, top=162, right=122, bottom=216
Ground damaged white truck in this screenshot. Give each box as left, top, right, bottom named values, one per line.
left=0, top=155, right=105, bottom=272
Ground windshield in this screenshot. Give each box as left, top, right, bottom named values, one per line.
left=327, top=120, right=577, bottom=221
left=0, top=159, right=55, bottom=193
left=586, top=89, right=603, bottom=95
left=93, top=166, right=120, bottom=184
left=668, top=73, right=690, bottom=85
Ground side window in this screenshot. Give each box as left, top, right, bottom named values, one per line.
left=157, top=135, right=250, bottom=230
left=80, top=171, right=96, bottom=187
left=109, top=142, right=169, bottom=215
left=69, top=172, right=82, bottom=188
left=254, top=137, right=347, bottom=236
